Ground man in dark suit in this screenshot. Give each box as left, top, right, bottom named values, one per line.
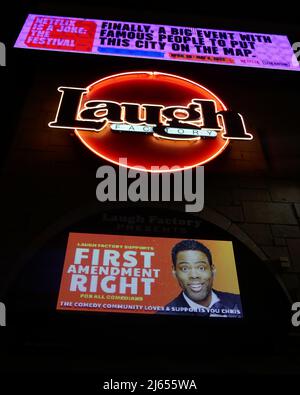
left=163, top=239, right=243, bottom=318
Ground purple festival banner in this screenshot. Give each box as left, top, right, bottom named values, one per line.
left=14, top=14, right=300, bottom=71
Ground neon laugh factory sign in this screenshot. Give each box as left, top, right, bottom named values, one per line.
left=49, top=71, right=253, bottom=171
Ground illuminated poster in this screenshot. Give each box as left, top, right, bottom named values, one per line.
left=14, top=14, right=299, bottom=71
left=57, top=233, right=243, bottom=318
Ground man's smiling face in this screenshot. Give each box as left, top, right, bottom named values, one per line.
left=173, top=249, right=215, bottom=306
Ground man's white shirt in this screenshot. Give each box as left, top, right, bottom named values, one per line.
left=182, top=291, right=228, bottom=316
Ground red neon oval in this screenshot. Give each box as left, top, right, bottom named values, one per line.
left=75, top=71, right=229, bottom=172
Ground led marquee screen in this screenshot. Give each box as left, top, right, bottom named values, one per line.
left=14, top=14, right=300, bottom=71
left=57, top=233, right=243, bottom=318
